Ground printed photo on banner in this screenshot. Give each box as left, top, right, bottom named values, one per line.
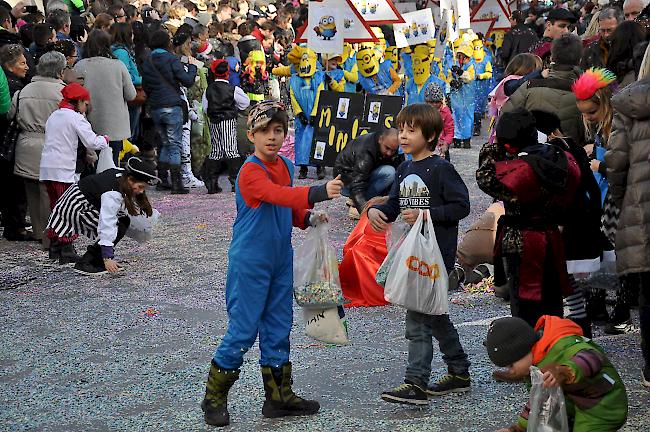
left=337, top=98, right=350, bottom=119
left=306, top=0, right=344, bottom=53
left=367, top=101, right=382, bottom=123
left=314, top=141, right=326, bottom=160
left=351, top=0, right=404, bottom=24
left=393, top=9, right=436, bottom=48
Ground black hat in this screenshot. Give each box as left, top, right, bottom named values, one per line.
left=547, top=8, right=577, bottom=23
left=530, top=110, right=562, bottom=135
left=124, top=157, right=159, bottom=185
left=495, top=108, right=538, bottom=149
left=483, top=317, right=540, bottom=367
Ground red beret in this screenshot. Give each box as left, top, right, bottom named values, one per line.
left=211, top=58, right=229, bottom=80
left=61, top=82, right=91, bottom=102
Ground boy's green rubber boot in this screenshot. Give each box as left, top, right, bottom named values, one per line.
left=261, top=362, right=320, bottom=418
left=201, top=362, right=240, bottom=427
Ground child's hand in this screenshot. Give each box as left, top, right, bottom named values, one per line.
left=590, top=159, right=600, bottom=172
left=326, top=175, right=343, bottom=198
left=401, top=208, right=425, bottom=225
left=540, top=364, right=570, bottom=388
left=103, top=258, right=121, bottom=274
left=368, top=208, right=388, bottom=232
left=542, top=370, right=559, bottom=388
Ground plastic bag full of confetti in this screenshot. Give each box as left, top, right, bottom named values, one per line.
left=293, top=223, right=347, bottom=309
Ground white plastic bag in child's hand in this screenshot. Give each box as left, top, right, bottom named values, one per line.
left=126, top=209, right=161, bottom=243
left=96, top=147, right=116, bottom=173
left=303, top=308, right=349, bottom=345
left=383, top=210, right=449, bottom=315
left=527, top=366, right=570, bottom=432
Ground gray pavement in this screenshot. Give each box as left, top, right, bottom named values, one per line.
left=1, top=137, right=649, bottom=431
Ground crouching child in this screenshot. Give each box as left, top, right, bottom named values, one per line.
left=485, top=316, right=628, bottom=432
left=201, top=101, right=344, bottom=427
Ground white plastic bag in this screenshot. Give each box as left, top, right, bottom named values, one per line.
left=383, top=210, right=449, bottom=315
left=303, top=308, right=349, bottom=345
left=96, top=147, right=116, bottom=173
left=527, top=366, right=570, bottom=432
left=126, top=209, right=161, bottom=243
left=376, top=218, right=409, bottom=287
left=293, top=223, right=346, bottom=308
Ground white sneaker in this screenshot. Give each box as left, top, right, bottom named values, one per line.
left=183, top=175, right=205, bottom=188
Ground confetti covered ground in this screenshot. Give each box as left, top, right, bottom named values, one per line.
left=1, top=136, right=649, bottom=431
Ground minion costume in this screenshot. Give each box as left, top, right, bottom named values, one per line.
left=341, top=43, right=359, bottom=93
left=241, top=50, right=270, bottom=103
left=290, top=48, right=326, bottom=172
left=384, top=45, right=404, bottom=97
left=472, top=39, right=493, bottom=136
left=356, top=44, right=402, bottom=95
left=202, top=101, right=331, bottom=427
left=321, top=53, right=347, bottom=92
left=449, top=43, right=476, bottom=149
left=405, top=44, right=446, bottom=105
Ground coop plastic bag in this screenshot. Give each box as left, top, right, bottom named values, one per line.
left=375, top=218, right=409, bottom=288
left=383, top=210, right=449, bottom=315
left=303, top=307, right=349, bottom=345
left=126, top=209, right=161, bottom=243
left=293, top=223, right=346, bottom=308
left=527, top=366, right=570, bottom=432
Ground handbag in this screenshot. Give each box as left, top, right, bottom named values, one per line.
left=127, top=86, right=147, bottom=106
left=0, top=90, right=22, bottom=162
left=147, top=58, right=189, bottom=123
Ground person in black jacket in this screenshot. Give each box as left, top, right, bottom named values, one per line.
left=201, top=58, right=250, bottom=194
left=333, top=128, right=400, bottom=219
left=141, top=29, right=197, bottom=194
left=500, top=10, right=539, bottom=68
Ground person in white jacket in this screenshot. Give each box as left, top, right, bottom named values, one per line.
left=40, top=82, right=109, bottom=264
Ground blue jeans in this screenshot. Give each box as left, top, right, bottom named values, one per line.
left=341, top=165, right=396, bottom=199
left=151, top=106, right=183, bottom=166
left=404, top=310, right=470, bottom=387
left=128, top=105, right=141, bottom=142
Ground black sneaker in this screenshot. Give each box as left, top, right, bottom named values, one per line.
left=380, top=382, right=428, bottom=406
left=604, top=320, right=636, bottom=335
left=643, top=368, right=650, bottom=388
left=74, top=260, right=108, bottom=276
left=426, top=374, right=471, bottom=396
left=448, top=265, right=465, bottom=291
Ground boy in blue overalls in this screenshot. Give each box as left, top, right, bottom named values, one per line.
left=201, top=100, right=344, bottom=427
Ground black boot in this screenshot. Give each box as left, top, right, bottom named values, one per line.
left=48, top=239, right=62, bottom=261
left=298, top=166, right=308, bottom=179
left=201, top=362, right=240, bottom=427
left=473, top=114, right=481, bottom=136
left=316, top=165, right=325, bottom=180
left=226, top=157, right=243, bottom=193
left=170, top=165, right=189, bottom=194
left=571, top=317, right=593, bottom=339
left=462, top=139, right=471, bottom=149
left=59, top=242, right=81, bottom=264
left=452, top=139, right=461, bottom=149
left=156, top=162, right=171, bottom=191
left=201, top=158, right=223, bottom=194
left=261, top=362, right=320, bottom=418
left=586, top=289, right=609, bottom=324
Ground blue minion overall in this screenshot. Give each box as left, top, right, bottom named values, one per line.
left=213, top=155, right=296, bottom=369
left=358, top=60, right=394, bottom=94
left=450, top=60, right=476, bottom=140
left=290, top=72, right=325, bottom=166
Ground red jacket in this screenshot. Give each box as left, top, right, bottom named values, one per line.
left=439, top=105, right=454, bottom=146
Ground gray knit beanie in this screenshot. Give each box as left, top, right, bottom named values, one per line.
left=483, top=317, right=539, bottom=367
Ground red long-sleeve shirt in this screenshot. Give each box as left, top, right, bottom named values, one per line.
left=238, top=158, right=311, bottom=228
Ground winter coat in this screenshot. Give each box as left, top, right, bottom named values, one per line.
left=111, top=44, right=143, bottom=86
left=10, top=76, right=64, bottom=180
left=236, top=35, right=261, bottom=63
left=605, top=77, right=650, bottom=275
left=502, top=65, right=586, bottom=146
left=499, top=24, right=539, bottom=66
left=333, top=131, right=403, bottom=212
left=74, top=57, right=136, bottom=141
left=141, top=48, right=197, bottom=109
left=0, top=68, right=8, bottom=114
